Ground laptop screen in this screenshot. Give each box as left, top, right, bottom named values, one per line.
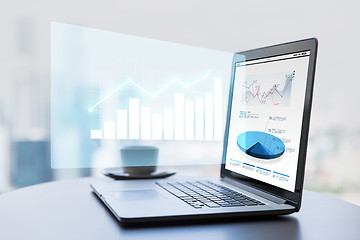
left=225, top=51, right=310, bottom=192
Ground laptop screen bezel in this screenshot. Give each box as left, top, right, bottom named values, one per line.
left=220, top=38, right=318, bottom=208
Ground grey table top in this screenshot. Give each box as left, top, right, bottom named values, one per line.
left=0, top=177, right=359, bottom=240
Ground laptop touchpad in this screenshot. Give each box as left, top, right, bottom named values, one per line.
left=111, top=190, right=163, bottom=201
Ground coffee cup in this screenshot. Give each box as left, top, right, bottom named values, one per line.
left=120, top=146, right=158, bottom=176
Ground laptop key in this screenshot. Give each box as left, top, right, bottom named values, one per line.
left=245, top=203, right=258, bottom=206
left=219, top=203, right=232, bottom=207
left=159, top=185, right=187, bottom=197
left=231, top=203, right=246, bottom=206
left=205, top=202, right=221, bottom=208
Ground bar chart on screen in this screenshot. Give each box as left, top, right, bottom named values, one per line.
left=89, top=73, right=223, bottom=141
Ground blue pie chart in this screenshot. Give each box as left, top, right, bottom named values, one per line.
left=237, top=131, right=285, bottom=160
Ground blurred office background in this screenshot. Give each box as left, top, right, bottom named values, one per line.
left=0, top=0, right=359, bottom=205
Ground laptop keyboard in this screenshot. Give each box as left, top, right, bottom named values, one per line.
left=156, top=181, right=265, bottom=209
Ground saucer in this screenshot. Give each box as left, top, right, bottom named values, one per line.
left=103, top=168, right=176, bottom=180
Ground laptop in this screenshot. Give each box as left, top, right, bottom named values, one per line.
left=91, top=38, right=318, bottom=224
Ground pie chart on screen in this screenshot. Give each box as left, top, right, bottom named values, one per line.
left=237, top=131, right=285, bottom=160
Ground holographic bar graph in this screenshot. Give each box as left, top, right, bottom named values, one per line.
left=90, top=78, right=222, bottom=141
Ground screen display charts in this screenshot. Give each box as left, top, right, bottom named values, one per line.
left=237, top=131, right=285, bottom=159
left=225, top=50, right=311, bottom=192
left=241, top=71, right=295, bottom=107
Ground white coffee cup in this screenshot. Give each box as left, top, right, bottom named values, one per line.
left=120, top=146, right=158, bottom=176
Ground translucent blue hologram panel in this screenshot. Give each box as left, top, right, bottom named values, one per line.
left=51, top=22, right=241, bottom=168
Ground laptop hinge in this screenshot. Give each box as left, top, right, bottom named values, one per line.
left=222, top=177, right=287, bottom=204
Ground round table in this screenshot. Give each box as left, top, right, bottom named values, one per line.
left=0, top=177, right=359, bottom=240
